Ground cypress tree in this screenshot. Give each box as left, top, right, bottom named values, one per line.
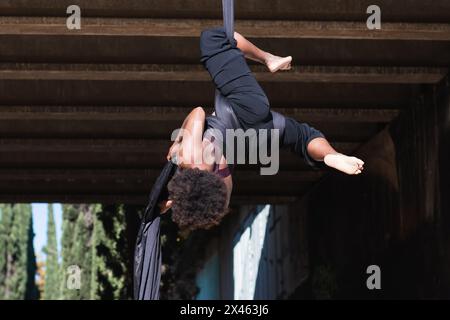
left=59, top=204, right=136, bottom=300
left=8, top=204, right=24, bottom=299
left=60, top=204, right=98, bottom=300
left=59, top=204, right=78, bottom=299
left=0, top=204, right=38, bottom=300
left=93, top=205, right=128, bottom=299
left=25, top=211, right=39, bottom=300
left=43, top=204, right=60, bottom=300
left=0, top=205, right=12, bottom=298
left=71, top=208, right=93, bottom=299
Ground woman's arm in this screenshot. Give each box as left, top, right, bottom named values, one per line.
left=216, top=155, right=233, bottom=207
left=223, top=174, right=233, bottom=208
left=167, top=107, right=206, bottom=167
left=307, top=137, right=365, bottom=175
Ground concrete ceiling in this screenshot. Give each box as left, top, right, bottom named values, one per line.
left=0, top=0, right=448, bottom=203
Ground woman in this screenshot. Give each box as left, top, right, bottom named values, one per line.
left=160, top=27, right=364, bottom=231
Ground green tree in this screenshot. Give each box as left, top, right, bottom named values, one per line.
left=59, top=204, right=78, bottom=298
left=25, top=211, right=39, bottom=300
left=0, top=205, right=12, bottom=298
left=0, top=204, right=39, bottom=300
left=59, top=204, right=136, bottom=300
left=43, top=204, right=60, bottom=300
left=92, top=205, right=128, bottom=299
left=60, top=204, right=98, bottom=300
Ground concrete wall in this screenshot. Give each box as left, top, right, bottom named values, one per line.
left=216, top=204, right=310, bottom=299
left=302, top=78, right=450, bottom=299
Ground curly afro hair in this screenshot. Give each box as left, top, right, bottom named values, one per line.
left=167, top=168, right=228, bottom=231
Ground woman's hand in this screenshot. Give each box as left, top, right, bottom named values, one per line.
left=158, top=200, right=173, bottom=214
left=167, top=139, right=181, bottom=162
left=324, top=153, right=365, bottom=175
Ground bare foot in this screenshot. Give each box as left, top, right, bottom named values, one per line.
left=265, top=54, right=292, bottom=73
left=324, top=153, right=365, bottom=175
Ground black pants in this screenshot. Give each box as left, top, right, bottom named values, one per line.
left=200, top=27, right=325, bottom=167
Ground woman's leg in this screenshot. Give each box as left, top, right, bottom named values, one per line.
left=200, top=27, right=271, bottom=128
left=234, top=31, right=292, bottom=73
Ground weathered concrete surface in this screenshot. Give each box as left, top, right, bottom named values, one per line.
left=1, top=0, right=450, bottom=22
left=0, top=138, right=357, bottom=167
left=0, top=106, right=400, bottom=122
left=1, top=19, right=449, bottom=66
left=0, top=2, right=448, bottom=203
left=0, top=64, right=426, bottom=108
left=293, top=78, right=450, bottom=299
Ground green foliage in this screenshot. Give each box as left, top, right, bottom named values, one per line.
left=43, top=204, right=60, bottom=300
left=60, top=204, right=98, bottom=300
left=25, top=212, right=39, bottom=300
left=0, top=204, right=39, bottom=300
left=91, top=205, right=129, bottom=299
left=0, top=205, right=12, bottom=299
left=59, top=204, right=78, bottom=298
left=59, top=204, right=133, bottom=300
left=0, top=202, right=139, bottom=300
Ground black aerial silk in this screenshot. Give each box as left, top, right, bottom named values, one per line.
left=133, top=0, right=237, bottom=300
left=133, top=161, right=177, bottom=300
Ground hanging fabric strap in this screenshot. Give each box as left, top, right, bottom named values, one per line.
left=222, top=0, right=235, bottom=43
left=215, top=0, right=235, bottom=111
left=210, top=0, right=239, bottom=159
left=215, top=0, right=285, bottom=138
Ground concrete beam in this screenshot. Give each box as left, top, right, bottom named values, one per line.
left=0, top=115, right=382, bottom=140
left=1, top=20, right=449, bottom=65
left=0, top=64, right=446, bottom=84
left=0, top=168, right=320, bottom=196
left=2, top=18, right=449, bottom=41
left=0, top=138, right=360, bottom=169
left=0, top=64, right=429, bottom=107
left=1, top=0, right=449, bottom=23
left=0, top=194, right=303, bottom=205
left=0, top=104, right=393, bottom=140
left=0, top=106, right=400, bottom=122
left=0, top=193, right=149, bottom=205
